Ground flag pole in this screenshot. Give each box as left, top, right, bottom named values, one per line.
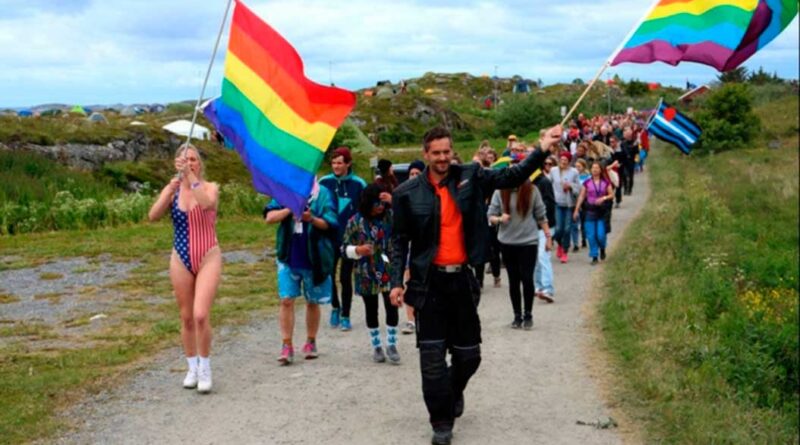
left=184, top=0, right=235, bottom=149
left=559, top=0, right=661, bottom=127
left=645, top=97, right=663, bottom=130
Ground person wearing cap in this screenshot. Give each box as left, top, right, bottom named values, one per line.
left=319, top=147, right=368, bottom=331
left=548, top=151, right=581, bottom=263
left=389, top=124, right=562, bottom=444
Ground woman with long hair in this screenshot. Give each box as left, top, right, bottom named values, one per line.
left=148, top=144, right=222, bottom=393
left=488, top=176, right=552, bottom=329
left=573, top=162, right=614, bottom=264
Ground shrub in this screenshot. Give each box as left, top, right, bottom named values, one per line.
left=624, top=79, right=649, bottom=97
left=494, top=95, right=560, bottom=138
left=694, top=83, right=761, bottom=153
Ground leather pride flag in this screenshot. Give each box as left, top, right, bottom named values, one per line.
left=647, top=100, right=702, bottom=155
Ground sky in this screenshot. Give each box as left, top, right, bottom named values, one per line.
left=0, top=0, right=797, bottom=108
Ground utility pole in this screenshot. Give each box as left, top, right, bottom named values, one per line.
left=493, top=65, right=499, bottom=108
left=607, top=72, right=612, bottom=115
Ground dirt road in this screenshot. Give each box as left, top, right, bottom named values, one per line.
left=55, top=171, right=649, bottom=445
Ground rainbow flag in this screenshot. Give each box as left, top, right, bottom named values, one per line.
left=611, top=0, right=798, bottom=71
left=204, top=0, right=356, bottom=215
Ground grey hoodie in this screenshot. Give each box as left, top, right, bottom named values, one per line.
left=487, top=186, right=547, bottom=246
left=549, top=166, right=581, bottom=207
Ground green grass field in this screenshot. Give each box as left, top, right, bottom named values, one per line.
left=601, top=132, right=799, bottom=443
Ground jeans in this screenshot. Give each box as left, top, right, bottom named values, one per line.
left=554, top=205, right=575, bottom=250
left=584, top=217, right=607, bottom=259
left=534, top=230, right=555, bottom=296
left=571, top=215, right=580, bottom=247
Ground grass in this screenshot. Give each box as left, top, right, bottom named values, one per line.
left=38, top=273, right=63, bottom=281
left=0, top=217, right=279, bottom=444
left=600, top=135, right=799, bottom=443
left=0, top=294, right=19, bottom=304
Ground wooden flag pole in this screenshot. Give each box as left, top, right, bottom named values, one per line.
left=559, top=0, right=661, bottom=127
left=184, top=0, right=234, bottom=149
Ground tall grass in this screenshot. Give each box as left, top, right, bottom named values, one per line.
left=601, top=140, right=799, bottom=443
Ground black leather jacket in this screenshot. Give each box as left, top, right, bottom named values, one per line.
left=390, top=149, right=549, bottom=308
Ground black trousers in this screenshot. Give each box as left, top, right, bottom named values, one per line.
left=475, top=228, right=501, bottom=287
left=331, top=255, right=354, bottom=317
left=498, top=244, right=537, bottom=319
left=623, top=162, right=635, bottom=194
left=416, top=269, right=482, bottom=429
left=361, top=292, right=398, bottom=329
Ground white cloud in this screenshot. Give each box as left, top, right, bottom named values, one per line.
left=0, top=0, right=797, bottom=107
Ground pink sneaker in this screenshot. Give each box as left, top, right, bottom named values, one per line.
left=561, top=252, right=568, bottom=264
left=302, top=342, right=318, bottom=360
left=278, top=344, right=294, bottom=365
left=556, top=245, right=564, bottom=260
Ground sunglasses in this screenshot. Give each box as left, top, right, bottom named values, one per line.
left=544, top=162, right=554, bottom=166
left=372, top=201, right=385, bottom=209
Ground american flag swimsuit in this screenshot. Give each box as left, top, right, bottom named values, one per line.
left=171, top=187, right=219, bottom=275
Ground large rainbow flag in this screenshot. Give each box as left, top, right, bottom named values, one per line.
left=204, top=0, right=356, bottom=215
left=611, top=0, right=798, bottom=71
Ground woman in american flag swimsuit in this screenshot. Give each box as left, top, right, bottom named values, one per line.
left=148, top=144, right=221, bottom=394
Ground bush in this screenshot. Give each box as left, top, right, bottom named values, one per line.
left=494, top=95, right=560, bottom=139
left=624, top=79, right=649, bottom=97
left=694, top=83, right=760, bottom=153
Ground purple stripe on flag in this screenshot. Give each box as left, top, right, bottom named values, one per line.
left=724, top=0, right=774, bottom=70
left=611, top=40, right=734, bottom=71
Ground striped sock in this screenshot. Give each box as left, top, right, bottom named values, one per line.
left=386, top=326, right=398, bottom=346
left=369, top=328, right=381, bottom=348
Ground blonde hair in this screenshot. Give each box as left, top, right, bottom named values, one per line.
left=176, top=143, right=205, bottom=179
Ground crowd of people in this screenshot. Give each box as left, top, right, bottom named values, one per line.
left=149, top=110, right=651, bottom=444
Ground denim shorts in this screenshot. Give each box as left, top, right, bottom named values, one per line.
left=276, top=261, right=332, bottom=304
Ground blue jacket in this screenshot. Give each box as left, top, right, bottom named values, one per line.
left=319, top=170, right=367, bottom=242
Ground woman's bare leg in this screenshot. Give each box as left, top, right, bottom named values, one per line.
left=170, top=252, right=196, bottom=357
left=193, top=247, right=222, bottom=357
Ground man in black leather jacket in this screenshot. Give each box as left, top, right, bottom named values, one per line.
left=389, top=125, right=562, bottom=444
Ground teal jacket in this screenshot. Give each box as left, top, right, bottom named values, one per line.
left=265, top=186, right=338, bottom=285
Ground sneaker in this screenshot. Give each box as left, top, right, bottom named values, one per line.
left=600, top=249, right=606, bottom=260
left=431, top=427, right=453, bottom=445
left=581, top=240, right=587, bottom=248
left=523, top=317, right=533, bottom=330
left=302, top=342, right=318, bottom=360
left=386, top=345, right=401, bottom=364
left=329, top=308, right=340, bottom=328
left=278, top=344, right=294, bottom=365
left=539, top=293, right=554, bottom=303
left=560, top=252, right=568, bottom=264
left=197, top=366, right=212, bottom=394
left=511, top=318, right=523, bottom=329
left=372, top=346, right=386, bottom=363
left=182, top=369, right=198, bottom=389
left=591, top=257, right=599, bottom=265
left=340, top=317, right=352, bottom=331
left=615, top=202, right=620, bottom=208
left=401, top=321, right=415, bottom=335
left=572, top=246, right=579, bottom=252
left=556, top=245, right=564, bottom=260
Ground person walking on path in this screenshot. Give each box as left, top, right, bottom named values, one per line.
left=401, top=160, right=426, bottom=335
left=573, top=162, right=614, bottom=265
left=389, top=125, right=562, bottom=444
left=265, top=182, right=338, bottom=365
left=319, top=147, right=367, bottom=332
left=342, top=184, right=400, bottom=364
left=487, top=175, right=552, bottom=329
left=620, top=127, right=638, bottom=196
left=534, top=160, right=557, bottom=303
left=549, top=152, right=580, bottom=263
left=148, top=144, right=221, bottom=393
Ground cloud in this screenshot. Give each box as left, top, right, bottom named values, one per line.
left=0, top=0, right=797, bottom=107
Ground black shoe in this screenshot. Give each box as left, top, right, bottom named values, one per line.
left=591, top=257, right=599, bottom=265
left=581, top=240, right=587, bottom=248
left=511, top=318, right=523, bottom=329
left=453, top=394, right=464, bottom=418
left=432, top=427, right=453, bottom=445
left=600, top=249, right=606, bottom=260
left=523, top=317, right=533, bottom=330
left=615, top=202, right=620, bottom=208
left=572, top=246, right=579, bottom=252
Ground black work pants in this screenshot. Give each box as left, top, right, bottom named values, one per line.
left=416, top=269, right=482, bottom=429
left=475, top=228, right=501, bottom=287
left=623, top=162, right=635, bottom=194
left=499, top=244, right=537, bottom=319
left=331, top=254, right=354, bottom=317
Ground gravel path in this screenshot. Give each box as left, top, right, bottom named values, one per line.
left=55, top=171, right=649, bottom=445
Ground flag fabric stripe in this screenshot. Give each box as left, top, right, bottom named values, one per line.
left=228, top=23, right=352, bottom=125
left=224, top=53, right=336, bottom=151
left=647, top=101, right=702, bottom=154
left=612, top=0, right=798, bottom=71
left=204, top=99, right=318, bottom=212
left=654, top=114, right=696, bottom=144
left=204, top=0, right=356, bottom=215
left=660, top=101, right=702, bottom=137
left=219, top=79, right=324, bottom=170
left=650, top=122, right=692, bottom=154
left=230, top=0, right=354, bottom=108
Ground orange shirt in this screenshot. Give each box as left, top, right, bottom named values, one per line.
left=432, top=177, right=467, bottom=265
